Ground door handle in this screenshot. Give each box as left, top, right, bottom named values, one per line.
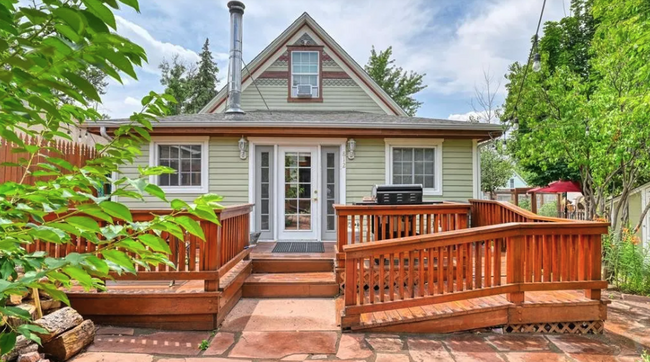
left=313, top=197, right=318, bottom=202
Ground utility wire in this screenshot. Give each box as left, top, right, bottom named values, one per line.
left=242, top=58, right=272, bottom=115
left=511, top=0, right=547, bottom=122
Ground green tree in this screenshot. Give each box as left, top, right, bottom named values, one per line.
left=187, top=38, right=219, bottom=114
left=364, top=46, right=427, bottom=116
left=159, top=55, right=195, bottom=115
left=504, top=0, right=596, bottom=189
left=503, top=0, right=650, bottom=229
left=0, top=0, right=220, bottom=354
left=481, top=146, right=513, bottom=200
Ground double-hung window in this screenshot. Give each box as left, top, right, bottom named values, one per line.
left=291, top=51, right=319, bottom=98
left=386, top=139, right=443, bottom=196
left=149, top=138, right=209, bottom=193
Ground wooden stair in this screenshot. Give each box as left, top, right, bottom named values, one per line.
left=243, top=257, right=338, bottom=298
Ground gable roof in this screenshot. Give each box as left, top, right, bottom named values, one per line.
left=199, top=12, right=408, bottom=116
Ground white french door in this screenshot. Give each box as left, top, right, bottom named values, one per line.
left=278, top=147, right=319, bottom=240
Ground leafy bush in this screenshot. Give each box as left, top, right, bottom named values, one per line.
left=539, top=201, right=558, bottom=217
left=603, top=229, right=650, bottom=295
left=518, top=199, right=531, bottom=211
left=0, top=0, right=220, bottom=354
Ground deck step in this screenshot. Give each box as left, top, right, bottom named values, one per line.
left=242, top=272, right=339, bottom=298
left=252, top=258, right=334, bottom=273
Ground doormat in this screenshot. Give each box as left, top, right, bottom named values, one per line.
left=272, top=242, right=324, bottom=253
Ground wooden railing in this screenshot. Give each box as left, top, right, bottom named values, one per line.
left=26, top=204, right=254, bottom=292
left=340, top=221, right=609, bottom=328
left=334, top=203, right=471, bottom=249
left=470, top=199, right=577, bottom=226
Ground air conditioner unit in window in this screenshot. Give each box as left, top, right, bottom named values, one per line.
left=296, top=84, right=313, bottom=98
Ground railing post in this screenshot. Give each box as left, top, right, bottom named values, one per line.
left=507, top=235, right=525, bottom=305
left=204, top=221, right=219, bottom=292
left=585, top=234, right=602, bottom=300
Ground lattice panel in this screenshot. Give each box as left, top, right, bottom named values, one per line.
left=339, top=265, right=430, bottom=294
left=324, top=79, right=357, bottom=87
left=504, top=321, right=604, bottom=334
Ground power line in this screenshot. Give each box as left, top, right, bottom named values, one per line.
left=511, top=0, right=547, bottom=123
left=242, top=59, right=272, bottom=115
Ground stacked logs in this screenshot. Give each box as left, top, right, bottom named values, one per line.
left=4, top=308, right=94, bottom=362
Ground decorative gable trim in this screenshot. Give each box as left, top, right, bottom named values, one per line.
left=293, top=33, right=318, bottom=46
left=201, top=14, right=407, bottom=115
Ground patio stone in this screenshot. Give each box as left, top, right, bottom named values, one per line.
left=95, top=327, right=135, bottom=336
left=374, top=353, right=410, bottom=362
left=281, top=353, right=309, bottom=360
left=444, top=335, right=495, bottom=353
left=70, top=352, right=153, bottom=362
left=486, top=334, right=551, bottom=352
left=219, top=299, right=258, bottom=332
left=242, top=299, right=337, bottom=331
left=452, top=352, right=506, bottom=362
left=366, top=336, right=404, bottom=352
left=159, top=359, right=252, bottom=362
left=406, top=338, right=452, bottom=361
left=228, top=331, right=337, bottom=359
left=336, top=334, right=373, bottom=359
left=203, top=332, right=235, bottom=356
left=547, top=335, right=618, bottom=355
left=505, top=352, right=570, bottom=362
left=87, top=331, right=209, bottom=356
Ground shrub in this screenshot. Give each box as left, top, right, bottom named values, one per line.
left=603, top=229, right=650, bottom=295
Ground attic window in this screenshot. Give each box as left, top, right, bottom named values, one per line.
left=291, top=51, right=319, bottom=98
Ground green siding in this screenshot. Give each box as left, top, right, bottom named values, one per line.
left=346, top=139, right=386, bottom=203
left=118, top=137, right=474, bottom=209
left=345, top=139, right=475, bottom=204
left=240, top=84, right=386, bottom=113
left=116, top=137, right=248, bottom=209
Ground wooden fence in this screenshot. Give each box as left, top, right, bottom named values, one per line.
left=0, top=135, right=96, bottom=184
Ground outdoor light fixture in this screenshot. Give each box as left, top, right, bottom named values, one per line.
left=347, top=138, right=356, bottom=160
left=532, top=52, right=541, bottom=72
left=238, top=136, right=248, bottom=160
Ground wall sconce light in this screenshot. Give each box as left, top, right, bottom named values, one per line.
left=347, top=138, right=356, bottom=160
left=238, top=136, right=248, bottom=160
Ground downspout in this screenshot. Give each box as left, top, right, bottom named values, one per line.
left=100, top=126, right=112, bottom=141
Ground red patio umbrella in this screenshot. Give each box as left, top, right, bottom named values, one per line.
left=533, top=180, right=582, bottom=194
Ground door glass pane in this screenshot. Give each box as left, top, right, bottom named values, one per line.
left=259, top=151, right=271, bottom=231
left=325, top=152, right=337, bottom=232
left=284, top=151, right=312, bottom=231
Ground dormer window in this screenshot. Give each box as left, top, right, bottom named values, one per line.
left=291, top=51, right=319, bottom=98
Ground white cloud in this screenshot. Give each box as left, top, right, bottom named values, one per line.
left=115, top=16, right=200, bottom=74
left=123, top=96, right=141, bottom=107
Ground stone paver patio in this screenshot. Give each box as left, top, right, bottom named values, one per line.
left=71, top=292, right=650, bottom=362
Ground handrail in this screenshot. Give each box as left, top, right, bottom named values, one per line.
left=469, top=199, right=597, bottom=225
left=340, top=218, right=609, bottom=327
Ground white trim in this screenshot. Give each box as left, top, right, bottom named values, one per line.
left=148, top=136, right=210, bottom=194
left=384, top=138, right=444, bottom=196
left=248, top=143, right=256, bottom=233
left=290, top=50, right=320, bottom=98
left=248, top=138, right=347, bottom=241
left=248, top=137, right=347, bottom=146
left=472, top=139, right=480, bottom=199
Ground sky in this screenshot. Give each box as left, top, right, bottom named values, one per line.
left=101, top=0, right=572, bottom=120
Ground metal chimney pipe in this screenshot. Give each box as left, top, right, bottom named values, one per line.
left=225, top=1, right=245, bottom=114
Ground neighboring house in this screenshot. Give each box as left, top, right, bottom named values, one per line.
left=610, top=181, right=650, bottom=246
left=505, top=171, right=528, bottom=190
left=87, top=8, right=501, bottom=242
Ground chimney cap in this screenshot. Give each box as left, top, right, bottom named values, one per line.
left=228, top=1, right=245, bottom=14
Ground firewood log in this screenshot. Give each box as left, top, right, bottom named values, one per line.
left=34, top=307, right=83, bottom=344
left=42, top=320, right=95, bottom=362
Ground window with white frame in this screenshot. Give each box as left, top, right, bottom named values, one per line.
left=150, top=138, right=209, bottom=193
left=386, top=139, right=443, bottom=196
left=291, top=51, right=319, bottom=98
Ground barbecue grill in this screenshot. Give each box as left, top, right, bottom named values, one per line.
left=372, top=184, right=423, bottom=205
